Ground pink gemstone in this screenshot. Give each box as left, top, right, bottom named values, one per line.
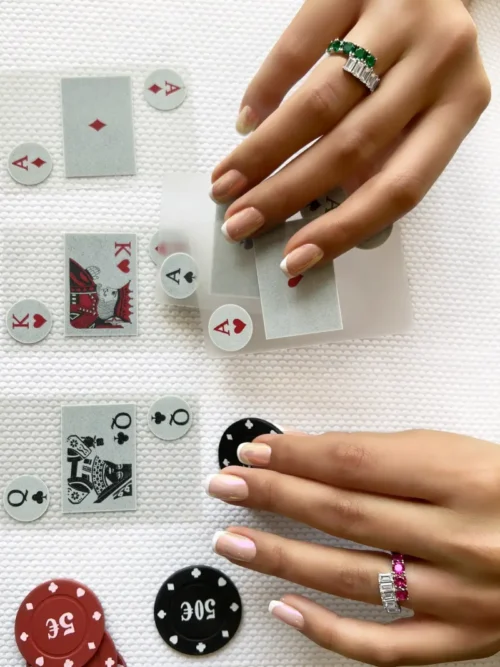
left=393, top=562, right=404, bottom=574
left=396, top=589, right=408, bottom=602
left=394, top=576, right=406, bottom=588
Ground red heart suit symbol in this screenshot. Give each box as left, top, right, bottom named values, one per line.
left=288, top=275, right=304, bottom=288
left=233, top=319, right=246, bottom=335
left=118, top=259, right=130, bottom=273
left=33, top=314, right=47, bottom=329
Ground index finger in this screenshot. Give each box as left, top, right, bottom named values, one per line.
left=235, top=0, right=359, bottom=134
left=239, top=430, right=485, bottom=503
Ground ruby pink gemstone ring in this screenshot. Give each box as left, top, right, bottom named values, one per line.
left=392, top=553, right=410, bottom=603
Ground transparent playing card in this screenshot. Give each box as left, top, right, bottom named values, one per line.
left=159, top=174, right=413, bottom=357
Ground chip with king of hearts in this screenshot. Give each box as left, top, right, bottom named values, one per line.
left=219, top=417, right=283, bottom=469
left=15, top=579, right=105, bottom=667
left=154, top=565, right=243, bottom=657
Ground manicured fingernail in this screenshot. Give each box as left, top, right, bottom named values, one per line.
left=269, top=601, right=305, bottom=629
left=204, top=474, right=249, bottom=501
left=237, top=443, right=272, bottom=467
left=212, top=530, right=257, bottom=562
left=280, top=244, right=324, bottom=277
left=236, top=106, right=259, bottom=135
left=221, top=207, right=265, bottom=243
left=211, top=169, right=246, bottom=203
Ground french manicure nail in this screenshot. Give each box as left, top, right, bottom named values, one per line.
left=269, top=600, right=305, bottom=629
left=280, top=244, right=324, bottom=277
left=221, top=207, right=265, bottom=243
left=204, top=474, right=249, bottom=501
left=211, top=169, right=246, bottom=203
left=236, top=106, right=259, bottom=135
left=237, top=443, right=272, bottom=467
left=212, top=530, right=257, bottom=562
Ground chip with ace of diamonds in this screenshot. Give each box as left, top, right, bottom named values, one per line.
left=219, top=418, right=283, bottom=469
left=15, top=579, right=105, bottom=667
left=144, top=69, right=187, bottom=111
left=8, top=143, right=53, bottom=186
left=154, top=566, right=242, bottom=656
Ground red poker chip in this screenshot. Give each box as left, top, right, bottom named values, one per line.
left=85, top=631, right=117, bottom=666
left=15, top=579, right=105, bottom=667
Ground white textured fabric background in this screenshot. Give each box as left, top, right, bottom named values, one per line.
left=1, top=1, right=499, bottom=666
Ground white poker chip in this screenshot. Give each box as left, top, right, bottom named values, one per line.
left=208, top=304, right=253, bottom=352
left=148, top=395, right=193, bottom=441
left=357, top=225, right=394, bottom=250
left=7, top=143, right=53, bottom=186
left=149, top=231, right=169, bottom=266
left=6, top=298, right=52, bottom=344
left=300, top=187, right=347, bottom=221
left=144, top=69, right=187, bottom=111
left=160, top=253, right=199, bottom=300
left=3, top=475, right=50, bottom=522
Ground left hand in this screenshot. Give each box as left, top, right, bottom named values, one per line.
left=206, top=430, right=500, bottom=666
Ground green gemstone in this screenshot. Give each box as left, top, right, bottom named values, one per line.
left=355, top=47, right=367, bottom=60
left=342, top=41, right=355, bottom=54
left=366, top=53, right=376, bottom=68
left=333, top=39, right=342, bottom=52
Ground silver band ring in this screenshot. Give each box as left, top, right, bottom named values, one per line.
left=378, top=573, right=401, bottom=615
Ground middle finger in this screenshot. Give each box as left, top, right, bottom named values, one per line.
left=205, top=467, right=454, bottom=561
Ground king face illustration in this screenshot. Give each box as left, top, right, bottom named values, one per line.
left=69, top=259, right=133, bottom=329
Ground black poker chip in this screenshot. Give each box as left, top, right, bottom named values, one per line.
left=218, top=417, right=283, bottom=469
left=154, top=565, right=243, bottom=656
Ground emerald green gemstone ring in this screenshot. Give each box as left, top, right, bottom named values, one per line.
left=327, top=38, right=380, bottom=93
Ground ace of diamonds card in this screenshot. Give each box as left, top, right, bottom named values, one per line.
left=61, top=404, right=137, bottom=514
left=61, top=76, right=136, bottom=178
left=64, top=233, right=138, bottom=337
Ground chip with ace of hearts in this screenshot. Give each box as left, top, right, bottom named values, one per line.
left=208, top=304, right=254, bottom=352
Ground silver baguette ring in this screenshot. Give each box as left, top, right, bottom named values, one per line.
left=327, top=39, right=381, bottom=94
left=378, top=573, right=401, bottom=615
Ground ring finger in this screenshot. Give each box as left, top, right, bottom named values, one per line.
left=212, top=528, right=493, bottom=622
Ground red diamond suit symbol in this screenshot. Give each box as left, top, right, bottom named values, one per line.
left=89, top=119, right=106, bottom=131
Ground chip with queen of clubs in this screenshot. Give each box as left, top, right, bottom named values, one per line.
left=219, top=417, right=283, bottom=469
left=148, top=395, right=193, bottom=441
left=3, top=475, right=50, bottom=523
left=154, top=565, right=242, bottom=656
left=15, top=579, right=105, bottom=667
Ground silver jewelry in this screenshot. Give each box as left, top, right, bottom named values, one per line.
left=378, top=573, right=401, bottom=615
left=343, top=55, right=380, bottom=94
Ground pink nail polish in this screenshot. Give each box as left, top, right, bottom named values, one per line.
left=236, top=106, right=259, bottom=135
left=269, top=601, right=305, bottom=629
left=211, top=169, right=246, bottom=203
left=237, top=443, right=272, bottom=467
left=212, top=530, right=257, bottom=562
left=204, top=474, right=249, bottom=501
left=280, top=244, right=323, bottom=277
left=221, top=207, right=264, bottom=242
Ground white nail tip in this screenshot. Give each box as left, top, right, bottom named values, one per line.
left=269, top=600, right=282, bottom=614
left=279, top=256, right=292, bottom=278
left=220, top=222, right=237, bottom=243
left=236, top=443, right=250, bottom=464
left=211, top=530, right=226, bottom=552
left=203, top=474, right=217, bottom=495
